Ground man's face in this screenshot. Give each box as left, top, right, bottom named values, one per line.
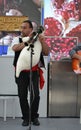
left=20, top=22, right=32, bottom=37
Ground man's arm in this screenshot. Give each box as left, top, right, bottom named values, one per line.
left=12, top=37, right=29, bottom=52
left=12, top=42, right=25, bottom=52
left=38, top=34, right=50, bottom=56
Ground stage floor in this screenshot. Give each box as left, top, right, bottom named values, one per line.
left=0, top=117, right=81, bottom=130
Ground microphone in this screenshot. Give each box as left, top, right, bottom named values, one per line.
left=28, top=26, right=44, bottom=44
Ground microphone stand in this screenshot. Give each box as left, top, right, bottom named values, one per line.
left=27, top=43, right=35, bottom=130
left=27, top=26, right=44, bottom=130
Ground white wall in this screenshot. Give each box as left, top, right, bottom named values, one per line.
left=0, top=56, right=48, bottom=118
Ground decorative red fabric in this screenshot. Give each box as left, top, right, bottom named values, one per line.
left=15, top=64, right=45, bottom=89
left=39, top=68, right=45, bottom=89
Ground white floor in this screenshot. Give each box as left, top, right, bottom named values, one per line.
left=0, top=117, right=81, bottom=130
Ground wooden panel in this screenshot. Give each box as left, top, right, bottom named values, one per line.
left=0, top=16, right=28, bottom=31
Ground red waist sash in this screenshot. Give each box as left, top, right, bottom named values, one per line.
left=15, top=64, right=45, bottom=89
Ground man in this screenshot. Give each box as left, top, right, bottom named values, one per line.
left=12, top=20, right=49, bottom=126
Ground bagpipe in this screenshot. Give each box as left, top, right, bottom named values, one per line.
left=16, top=26, right=44, bottom=77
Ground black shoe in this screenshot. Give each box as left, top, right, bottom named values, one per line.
left=22, top=120, right=29, bottom=126
left=32, top=118, right=40, bottom=126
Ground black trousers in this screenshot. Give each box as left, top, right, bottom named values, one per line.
left=15, top=70, right=40, bottom=121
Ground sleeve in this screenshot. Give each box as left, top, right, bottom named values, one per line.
left=11, top=37, right=19, bottom=47
left=69, top=46, right=79, bottom=57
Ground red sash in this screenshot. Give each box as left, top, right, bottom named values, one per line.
left=15, top=64, right=45, bottom=89
left=39, top=68, right=45, bottom=89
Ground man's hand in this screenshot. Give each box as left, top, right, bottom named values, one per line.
left=38, top=34, right=45, bottom=43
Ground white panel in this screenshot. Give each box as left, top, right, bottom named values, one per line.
left=0, top=56, right=48, bottom=117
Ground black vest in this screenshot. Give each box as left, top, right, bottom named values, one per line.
left=13, top=51, right=21, bottom=67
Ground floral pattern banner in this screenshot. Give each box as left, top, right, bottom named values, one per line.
left=44, top=0, right=81, bottom=60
